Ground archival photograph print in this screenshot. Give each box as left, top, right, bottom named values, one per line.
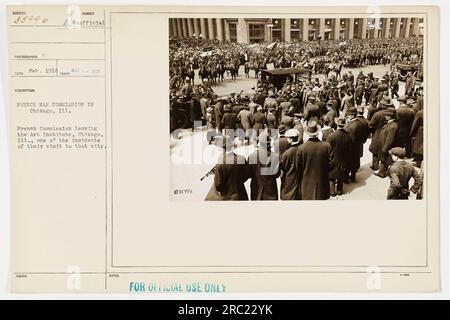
left=169, top=16, right=425, bottom=201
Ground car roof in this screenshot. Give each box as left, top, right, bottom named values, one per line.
left=262, top=67, right=312, bottom=75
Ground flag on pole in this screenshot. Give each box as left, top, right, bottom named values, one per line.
left=266, top=42, right=278, bottom=51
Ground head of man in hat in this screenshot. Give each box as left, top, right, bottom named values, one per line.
left=380, top=95, right=394, bottom=109
left=285, top=129, right=301, bottom=146
left=384, top=107, right=397, bottom=122
left=308, top=93, right=317, bottom=104
left=346, top=107, right=358, bottom=122
left=389, top=147, right=406, bottom=162
left=356, top=106, right=365, bottom=117
left=335, top=116, right=346, bottom=129
left=306, top=120, right=320, bottom=139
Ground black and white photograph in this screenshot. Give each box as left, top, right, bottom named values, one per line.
left=169, top=16, right=425, bottom=201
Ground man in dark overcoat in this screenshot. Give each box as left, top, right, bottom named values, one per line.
left=205, top=135, right=250, bottom=201
left=369, top=96, right=391, bottom=170
left=345, top=107, right=363, bottom=182
left=356, top=106, right=370, bottom=158
left=296, top=121, right=333, bottom=200
left=248, top=132, right=280, bottom=200
left=374, top=107, right=399, bottom=178
left=280, top=129, right=302, bottom=200
left=410, top=109, right=423, bottom=167
left=327, top=117, right=352, bottom=196
left=396, top=95, right=416, bottom=158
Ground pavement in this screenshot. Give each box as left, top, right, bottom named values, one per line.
left=170, top=64, right=411, bottom=201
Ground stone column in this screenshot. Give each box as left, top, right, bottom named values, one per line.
left=361, top=18, right=367, bottom=39
left=200, top=18, right=207, bottom=39
left=404, top=17, right=412, bottom=38
left=319, top=18, right=325, bottom=40
left=208, top=18, right=215, bottom=39
left=347, top=18, right=354, bottom=39
left=224, top=20, right=231, bottom=41
left=216, top=18, right=223, bottom=41
left=384, top=18, right=391, bottom=38
left=187, top=18, right=193, bottom=38
left=176, top=18, right=183, bottom=38
left=264, top=23, right=271, bottom=42
left=373, top=18, right=380, bottom=39
left=394, top=18, right=401, bottom=38
left=302, top=18, right=308, bottom=41
left=170, top=19, right=177, bottom=37
left=334, top=18, right=340, bottom=40
left=181, top=19, right=188, bottom=37
left=193, top=18, right=200, bottom=39
left=412, top=18, right=420, bottom=37
left=284, top=18, right=291, bottom=42
left=237, top=18, right=248, bottom=43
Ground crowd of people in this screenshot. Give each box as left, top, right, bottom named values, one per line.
left=169, top=37, right=424, bottom=201
left=169, top=37, right=423, bottom=89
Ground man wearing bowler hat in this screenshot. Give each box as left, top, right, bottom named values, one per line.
left=374, top=107, right=399, bottom=178
left=396, top=95, right=415, bottom=158
left=280, top=129, right=302, bottom=200
left=247, top=132, right=280, bottom=201
left=345, top=106, right=363, bottom=182
left=296, top=121, right=332, bottom=200
left=356, top=106, right=370, bottom=158
left=369, top=95, right=392, bottom=170
left=387, top=147, right=422, bottom=200
left=327, top=117, right=352, bottom=196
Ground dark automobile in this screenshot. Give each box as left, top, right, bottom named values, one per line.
left=260, top=67, right=313, bottom=90
left=396, top=63, right=423, bottom=82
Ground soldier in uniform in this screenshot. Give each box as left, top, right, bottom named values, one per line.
left=296, top=121, right=333, bottom=200
left=387, top=147, right=423, bottom=200
left=327, top=117, right=352, bottom=196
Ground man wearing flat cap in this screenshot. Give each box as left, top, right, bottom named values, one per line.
left=387, top=147, right=422, bottom=200
left=374, top=107, right=399, bottom=178
left=296, top=121, right=332, bottom=200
